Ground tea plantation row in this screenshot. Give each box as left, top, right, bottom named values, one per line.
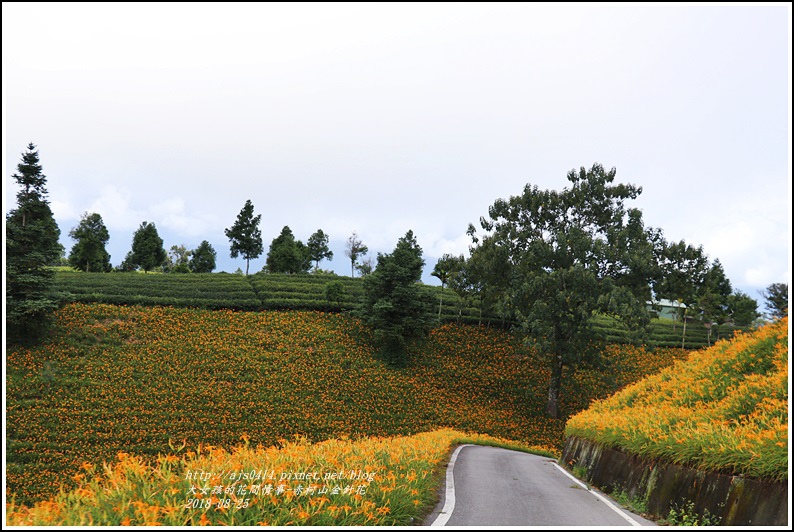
left=53, top=270, right=743, bottom=348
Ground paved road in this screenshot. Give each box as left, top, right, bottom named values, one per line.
left=423, top=445, right=657, bottom=527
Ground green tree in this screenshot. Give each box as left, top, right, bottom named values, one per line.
left=469, top=163, right=661, bottom=418
left=128, top=221, right=167, bottom=272
left=266, top=226, right=311, bottom=274
left=654, top=239, right=709, bottom=339
left=761, top=283, right=788, bottom=320
left=691, top=259, right=733, bottom=344
left=360, top=230, right=434, bottom=366
left=68, top=212, right=111, bottom=272
left=225, top=199, right=263, bottom=275
left=166, top=244, right=191, bottom=273
left=726, top=290, right=760, bottom=327
left=432, top=254, right=465, bottom=320
left=189, top=240, right=217, bottom=273
left=307, top=229, right=334, bottom=270
left=356, top=257, right=374, bottom=277
left=6, top=143, right=62, bottom=340
left=345, top=231, right=368, bottom=277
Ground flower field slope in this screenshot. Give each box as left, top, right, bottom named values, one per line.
left=7, top=303, right=686, bottom=505
left=565, top=318, right=788, bottom=481
left=5, top=429, right=550, bottom=526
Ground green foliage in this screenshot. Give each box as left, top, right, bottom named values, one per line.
left=345, top=231, right=368, bottom=278
left=469, top=163, right=660, bottom=417
left=164, top=244, right=191, bottom=273
left=265, top=226, right=311, bottom=274
left=189, top=240, right=217, bottom=273
left=225, top=199, right=263, bottom=275
left=432, top=254, right=465, bottom=320
left=762, top=282, right=788, bottom=319
left=67, top=212, right=111, bottom=272
left=6, top=143, right=62, bottom=341
left=307, top=229, right=333, bottom=269
left=655, top=240, right=709, bottom=310
left=128, top=221, right=167, bottom=272
left=360, top=230, right=434, bottom=365
left=324, top=280, right=347, bottom=309
left=663, top=500, right=721, bottom=526
left=726, top=290, right=760, bottom=327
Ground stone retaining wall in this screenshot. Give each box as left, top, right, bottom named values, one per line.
left=561, top=436, right=788, bottom=526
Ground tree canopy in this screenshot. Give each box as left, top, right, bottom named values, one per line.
left=68, top=212, right=111, bottom=272
left=468, top=163, right=662, bottom=418
left=307, top=229, right=333, bottom=270
left=361, top=230, right=434, bottom=366
left=128, top=221, right=167, bottom=272
left=266, top=226, right=311, bottom=274
left=345, top=232, right=368, bottom=277
left=189, top=240, right=217, bottom=273
left=225, top=199, right=263, bottom=275
left=762, top=283, right=788, bottom=320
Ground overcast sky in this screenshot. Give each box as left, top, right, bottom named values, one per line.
left=3, top=3, right=791, bottom=302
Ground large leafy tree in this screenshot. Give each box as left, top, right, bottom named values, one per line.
left=762, top=283, right=788, bottom=320
left=6, top=143, right=63, bottom=340
left=345, top=231, right=368, bottom=277
left=468, top=163, right=662, bottom=418
left=225, top=200, right=263, bottom=275
left=360, top=230, right=434, bottom=366
left=189, top=240, right=217, bottom=273
left=266, top=226, right=311, bottom=274
left=307, top=229, right=333, bottom=270
left=128, top=221, right=167, bottom=272
left=68, top=212, right=111, bottom=272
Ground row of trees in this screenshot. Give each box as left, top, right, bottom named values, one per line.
left=63, top=198, right=371, bottom=277
left=224, top=199, right=372, bottom=276
left=6, top=146, right=789, bottom=423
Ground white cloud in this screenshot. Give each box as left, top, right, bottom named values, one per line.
left=86, top=185, right=140, bottom=231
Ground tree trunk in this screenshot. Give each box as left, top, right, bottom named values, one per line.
left=245, top=259, right=250, bottom=276
left=545, top=355, right=564, bottom=418
left=682, top=314, right=688, bottom=349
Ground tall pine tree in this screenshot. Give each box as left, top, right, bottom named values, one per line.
left=6, top=143, right=62, bottom=341
left=225, top=200, right=263, bottom=275
left=361, top=230, right=434, bottom=365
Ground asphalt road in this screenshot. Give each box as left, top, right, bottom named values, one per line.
left=423, top=445, right=657, bottom=527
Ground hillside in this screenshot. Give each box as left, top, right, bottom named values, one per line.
left=565, top=317, right=788, bottom=481
left=6, top=303, right=688, bottom=504
left=52, top=270, right=745, bottom=348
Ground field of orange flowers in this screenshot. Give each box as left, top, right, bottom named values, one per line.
left=6, top=303, right=687, bottom=507
left=565, top=318, right=788, bottom=481
left=6, top=429, right=554, bottom=526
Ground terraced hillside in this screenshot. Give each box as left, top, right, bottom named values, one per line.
left=53, top=270, right=747, bottom=347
